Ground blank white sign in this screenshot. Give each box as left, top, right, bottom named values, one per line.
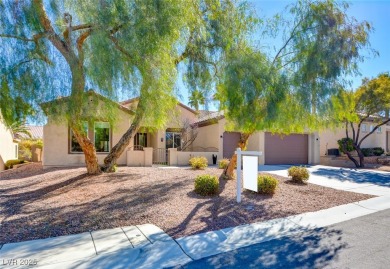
left=243, top=156, right=258, bottom=192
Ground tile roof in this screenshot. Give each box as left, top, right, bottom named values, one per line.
left=19, top=125, right=44, bottom=140
left=195, top=111, right=225, bottom=124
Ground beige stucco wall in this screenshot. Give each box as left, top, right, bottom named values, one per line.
left=43, top=108, right=131, bottom=168
left=192, top=123, right=220, bottom=151
left=168, top=148, right=220, bottom=166
left=319, top=123, right=388, bottom=156
left=0, top=119, right=18, bottom=171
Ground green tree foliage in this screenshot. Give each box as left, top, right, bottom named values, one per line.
left=0, top=0, right=254, bottom=174
left=333, top=73, right=390, bottom=167
left=216, top=0, right=373, bottom=178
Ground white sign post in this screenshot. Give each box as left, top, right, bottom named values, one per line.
left=235, top=148, right=263, bottom=203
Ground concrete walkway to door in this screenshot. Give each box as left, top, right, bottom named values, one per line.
left=260, top=165, right=390, bottom=196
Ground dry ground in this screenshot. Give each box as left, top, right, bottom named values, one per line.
left=0, top=163, right=373, bottom=244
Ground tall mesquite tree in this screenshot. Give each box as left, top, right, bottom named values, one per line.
left=0, top=0, right=254, bottom=174
left=334, top=73, right=390, bottom=168
left=217, top=0, right=374, bottom=179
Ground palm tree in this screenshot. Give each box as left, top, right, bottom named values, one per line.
left=188, top=89, right=206, bottom=111
left=8, top=120, right=31, bottom=139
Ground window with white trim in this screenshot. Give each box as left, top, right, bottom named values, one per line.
left=377, top=126, right=382, bottom=133
left=361, top=124, right=367, bottom=132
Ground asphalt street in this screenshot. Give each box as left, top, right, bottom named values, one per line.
left=179, top=209, right=390, bottom=269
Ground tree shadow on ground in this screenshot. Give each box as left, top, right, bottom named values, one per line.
left=312, top=168, right=390, bottom=187
left=181, top=226, right=347, bottom=269
left=0, top=174, right=188, bottom=244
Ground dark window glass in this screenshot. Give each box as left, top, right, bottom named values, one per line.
left=134, top=133, right=147, bottom=150
left=94, top=122, right=110, bottom=152
left=166, top=132, right=181, bottom=149
left=70, top=122, right=88, bottom=153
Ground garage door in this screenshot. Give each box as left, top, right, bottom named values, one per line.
left=265, top=133, right=308, bottom=165
left=223, top=132, right=241, bottom=158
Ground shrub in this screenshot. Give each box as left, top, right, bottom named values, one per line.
left=218, top=159, right=229, bottom=169
left=194, top=175, right=219, bottom=196
left=287, top=166, right=310, bottom=183
left=5, top=159, right=25, bottom=170
left=362, top=147, right=385, bottom=157
left=18, top=139, right=43, bottom=161
left=189, top=156, right=208, bottom=169
left=361, top=148, right=372, bottom=157
left=257, top=175, right=278, bottom=194
left=372, top=147, right=385, bottom=156
left=337, top=138, right=354, bottom=153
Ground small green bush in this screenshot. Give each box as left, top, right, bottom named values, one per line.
left=189, top=156, right=208, bottom=170
left=194, top=175, right=219, bottom=196
left=361, top=147, right=385, bottom=157
left=361, top=148, right=373, bottom=157
left=337, top=137, right=354, bottom=153
left=257, top=175, right=278, bottom=194
left=218, top=159, right=229, bottom=169
left=287, top=166, right=310, bottom=183
left=5, top=159, right=25, bottom=170
left=372, top=147, right=385, bottom=156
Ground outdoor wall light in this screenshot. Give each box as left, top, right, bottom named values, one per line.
left=161, top=138, right=164, bottom=142
left=220, top=135, right=223, bottom=138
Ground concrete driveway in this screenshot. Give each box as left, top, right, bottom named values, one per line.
left=260, top=165, right=390, bottom=196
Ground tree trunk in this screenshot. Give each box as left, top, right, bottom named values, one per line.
left=340, top=140, right=362, bottom=168
left=354, top=145, right=365, bottom=168
left=221, top=132, right=252, bottom=180
left=69, top=63, right=101, bottom=175
left=102, top=103, right=145, bottom=172
left=72, top=125, right=101, bottom=174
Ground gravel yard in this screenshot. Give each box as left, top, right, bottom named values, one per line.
left=0, top=163, right=374, bottom=244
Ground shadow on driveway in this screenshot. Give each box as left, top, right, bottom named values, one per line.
left=311, top=168, right=390, bottom=187
left=180, top=226, right=346, bottom=269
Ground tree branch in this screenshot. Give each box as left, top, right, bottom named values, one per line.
left=109, top=36, right=132, bottom=60
left=0, top=34, right=35, bottom=42
left=33, top=0, right=70, bottom=57
left=355, top=115, right=368, bottom=143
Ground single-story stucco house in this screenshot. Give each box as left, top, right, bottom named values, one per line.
left=41, top=91, right=390, bottom=169
left=0, top=114, right=18, bottom=171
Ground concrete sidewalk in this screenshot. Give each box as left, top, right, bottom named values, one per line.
left=0, top=224, right=191, bottom=268
left=1, top=165, right=389, bottom=268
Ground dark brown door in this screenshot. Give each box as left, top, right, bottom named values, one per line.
left=223, top=132, right=241, bottom=158
left=265, top=133, right=308, bottom=164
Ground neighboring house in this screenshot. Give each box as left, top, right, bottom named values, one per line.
left=319, top=120, right=390, bottom=156
left=17, top=125, right=44, bottom=140
left=42, top=91, right=321, bottom=168
left=0, top=115, right=19, bottom=171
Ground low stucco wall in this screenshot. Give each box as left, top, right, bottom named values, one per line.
left=127, top=148, right=153, bottom=167
left=168, top=148, right=221, bottom=166
left=0, top=121, right=18, bottom=171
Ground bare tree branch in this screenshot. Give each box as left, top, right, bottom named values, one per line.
left=0, top=34, right=35, bottom=42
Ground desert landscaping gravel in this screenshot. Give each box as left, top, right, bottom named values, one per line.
left=0, top=163, right=374, bottom=244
